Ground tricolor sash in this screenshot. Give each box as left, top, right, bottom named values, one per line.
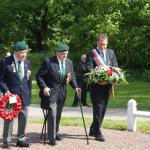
left=92, top=49, right=107, bottom=67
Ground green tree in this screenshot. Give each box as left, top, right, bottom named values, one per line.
left=0, top=0, right=149, bottom=72
left=113, top=0, right=150, bottom=69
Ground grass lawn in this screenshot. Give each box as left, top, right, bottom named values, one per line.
left=30, top=117, right=150, bottom=134
left=108, top=82, right=150, bottom=110
left=32, top=81, right=150, bottom=110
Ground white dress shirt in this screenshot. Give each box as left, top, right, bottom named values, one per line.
left=57, top=57, right=66, bottom=73
left=13, top=54, right=25, bottom=75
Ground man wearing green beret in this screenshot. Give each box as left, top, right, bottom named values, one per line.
left=36, top=43, right=81, bottom=146
left=0, top=41, right=32, bottom=148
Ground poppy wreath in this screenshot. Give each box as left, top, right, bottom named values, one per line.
left=84, top=66, right=128, bottom=85
left=0, top=93, right=22, bottom=120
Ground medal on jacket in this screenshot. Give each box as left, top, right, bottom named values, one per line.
left=27, top=70, right=31, bottom=80
left=11, top=62, right=16, bottom=73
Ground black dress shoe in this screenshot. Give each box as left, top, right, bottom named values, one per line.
left=95, top=134, right=105, bottom=142
left=16, top=141, right=29, bottom=147
left=72, top=103, right=78, bottom=107
left=56, top=134, right=62, bottom=141
left=49, top=140, right=57, bottom=146
left=89, top=130, right=95, bottom=137
left=2, top=143, right=11, bottom=149
left=82, top=104, right=90, bottom=107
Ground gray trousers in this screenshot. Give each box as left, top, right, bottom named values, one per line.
left=47, top=101, right=64, bottom=142
left=3, top=105, right=29, bottom=143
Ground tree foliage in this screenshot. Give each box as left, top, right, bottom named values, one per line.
left=0, top=0, right=149, bottom=70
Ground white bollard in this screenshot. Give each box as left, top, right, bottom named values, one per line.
left=127, top=99, right=137, bottom=132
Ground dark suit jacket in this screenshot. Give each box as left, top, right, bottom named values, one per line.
left=36, top=56, right=78, bottom=109
left=86, top=48, right=118, bottom=71
left=0, top=55, right=32, bottom=106
left=76, top=60, right=87, bottom=80
left=86, top=48, right=118, bottom=99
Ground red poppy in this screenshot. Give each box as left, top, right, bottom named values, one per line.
left=0, top=93, right=22, bottom=120
left=105, top=69, right=112, bottom=75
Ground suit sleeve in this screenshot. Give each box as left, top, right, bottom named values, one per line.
left=86, top=52, right=95, bottom=72
left=76, top=61, right=83, bottom=73
left=111, top=50, right=118, bottom=67
left=36, top=59, right=49, bottom=90
left=68, top=60, right=78, bottom=89
left=70, top=75, right=78, bottom=89
left=0, top=58, right=9, bottom=93
left=28, top=60, right=32, bottom=98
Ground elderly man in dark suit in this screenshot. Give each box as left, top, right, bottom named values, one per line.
left=0, top=41, right=32, bottom=148
left=86, top=33, right=118, bottom=142
left=36, top=43, right=80, bottom=146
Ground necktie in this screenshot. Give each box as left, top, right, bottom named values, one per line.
left=100, top=51, right=104, bottom=58
left=100, top=51, right=106, bottom=63
left=61, top=61, right=66, bottom=80
left=18, top=61, right=24, bottom=80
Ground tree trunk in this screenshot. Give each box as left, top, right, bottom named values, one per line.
left=35, top=31, right=43, bottom=52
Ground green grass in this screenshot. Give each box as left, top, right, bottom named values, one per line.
left=108, top=82, right=150, bottom=110
left=30, top=117, right=150, bottom=134
left=32, top=80, right=41, bottom=104
left=65, top=82, right=150, bottom=110
left=29, top=52, right=150, bottom=110
left=32, top=81, right=150, bottom=110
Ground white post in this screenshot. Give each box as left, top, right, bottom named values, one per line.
left=127, top=99, right=137, bottom=132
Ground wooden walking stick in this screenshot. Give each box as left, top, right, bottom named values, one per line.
left=78, top=94, right=89, bottom=145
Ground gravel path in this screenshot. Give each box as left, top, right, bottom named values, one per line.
left=0, top=123, right=150, bottom=150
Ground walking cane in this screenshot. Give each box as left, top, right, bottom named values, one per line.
left=78, top=94, right=89, bottom=145
left=41, top=109, right=55, bottom=145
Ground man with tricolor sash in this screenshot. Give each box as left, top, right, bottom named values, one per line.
left=86, top=33, right=118, bottom=142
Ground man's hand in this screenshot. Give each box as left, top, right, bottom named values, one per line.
left=75, top=88, right=81, bottom=97
left=66, top=72, right=73, bottom=83
left=43, top=87, right=51, bottom=96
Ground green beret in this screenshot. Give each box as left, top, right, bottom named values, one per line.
left=55, top=43, right=69, bottom=52
left=14, top=41, right=28, bottom=52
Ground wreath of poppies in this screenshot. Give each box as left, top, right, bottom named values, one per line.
left=0, top=93, right=22, bottom=120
